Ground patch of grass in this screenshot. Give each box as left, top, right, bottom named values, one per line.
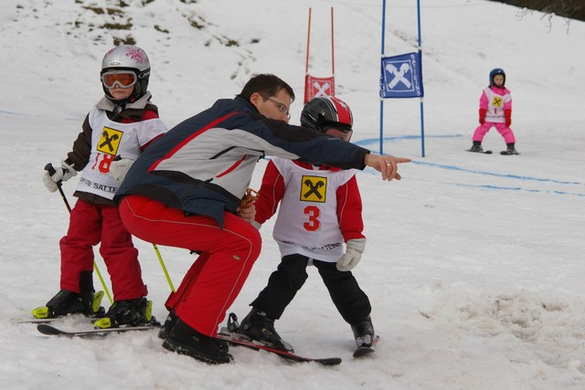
left=154, top=25, right=169, bottom=34
left=102, top=20, right=133, bottom=30
left=113, top=35, right=136, bottom=45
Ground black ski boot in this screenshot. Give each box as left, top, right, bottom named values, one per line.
left=163, top=319, right=233, bottom=364
left=351, top=315, right=376, bottom=349
left=32, top=289, right=105, bottom=319
left=500, top=143, right=519, bottom=155
left=158, top=310, right=229, bottom=352
left=467, top=141, right=484, bottom=153
left=94, top=298, right=156, bottom=329
left=158, top=310, right=178, bottom=340
left=235, top=308, right=292, bottom=352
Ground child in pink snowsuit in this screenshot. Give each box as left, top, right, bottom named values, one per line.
left=468, top=68, right=519, bottom=155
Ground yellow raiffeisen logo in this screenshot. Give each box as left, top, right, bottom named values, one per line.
left=492, top=96, right=503, bottom=107
left=301, top=175, right=327, bottom=203
left=97, top=127, right=123, bottom=156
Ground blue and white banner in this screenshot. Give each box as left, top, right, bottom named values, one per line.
left=380, top=52, right=424, bottom=99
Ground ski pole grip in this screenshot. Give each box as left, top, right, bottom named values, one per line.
left=44, top=163, right=56, bottom=176
left=44, top=163, right=63, bottom=186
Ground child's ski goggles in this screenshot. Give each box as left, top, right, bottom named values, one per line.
left=101, top=71, right=137, bottom=89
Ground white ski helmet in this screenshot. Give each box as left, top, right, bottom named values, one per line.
left=100, top=45, right=150, bottom=100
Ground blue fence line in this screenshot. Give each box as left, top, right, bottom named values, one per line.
left=355, top=135, right=582, bottom=187
left=355, top=134, right=463, bottom=147
left=411, top=160, right=582, bottom=186
left=455, top=183, right=585, bottom=198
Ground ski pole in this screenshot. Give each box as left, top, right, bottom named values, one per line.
left=44, top=163, right=113, bottom=304
left=152, top=244, right=175, bottom=292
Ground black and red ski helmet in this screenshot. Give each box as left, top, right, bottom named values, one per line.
left=300, top=96, right=353, bottom=133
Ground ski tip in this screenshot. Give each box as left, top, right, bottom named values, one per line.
left=37, top=324, right=63, bottom=336
left=353, top=347, right=375, bottom=358
left=317, top=357, right=343, bottom=365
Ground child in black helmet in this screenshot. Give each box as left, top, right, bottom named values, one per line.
left=233, top=96, right=377, bottom=355
left=468, top=68, right=519, bottom=155
left=35, top=45, right=167, bottom=328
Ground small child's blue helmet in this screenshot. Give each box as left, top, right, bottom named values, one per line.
left=489, top=68, right=506, bottom=86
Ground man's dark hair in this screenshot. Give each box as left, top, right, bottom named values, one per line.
left=238, top=74, right=295, bottom=102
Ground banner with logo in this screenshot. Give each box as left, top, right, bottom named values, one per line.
left=304, top=74, right=336, bottom=104
left=379, top=52, right=423, bottom=99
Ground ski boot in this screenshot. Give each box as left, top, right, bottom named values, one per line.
left=94, top=298, right=157, bottom=329
left=467, top=141, right=484, bottom=153
left=351, top=315, right=377, bottom=349
left=500, top=143, right=519, bottom=155
left=158, top=310, right=178, bottom=340
left=231, top=309, right=293, bottom=352
left=163, top=319, right=233, bottom=364
left=158, top=310, right=229, bottom=352
left=31, top=290, right=105, bottom=319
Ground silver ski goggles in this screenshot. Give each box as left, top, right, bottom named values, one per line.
left=101, top=71, right=137, bottom=89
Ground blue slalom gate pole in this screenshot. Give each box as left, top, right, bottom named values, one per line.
left=416, top=0, right=426, bottom=157
left=379, top=0, right=387, bottom=155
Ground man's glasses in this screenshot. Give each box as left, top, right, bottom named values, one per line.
left=265, top=96, right=291, bottom=120
left=102, top=71, right=137, bottom=89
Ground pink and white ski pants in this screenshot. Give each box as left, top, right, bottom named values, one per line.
left=472, top=122, right=516, bottom=144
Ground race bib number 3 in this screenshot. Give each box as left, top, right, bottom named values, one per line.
left=300, top=175, right=327, bottom=203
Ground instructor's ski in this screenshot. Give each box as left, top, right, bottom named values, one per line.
left=217, top=329, right=341, bottom=365
left=37, top=323, right=159, bottom=337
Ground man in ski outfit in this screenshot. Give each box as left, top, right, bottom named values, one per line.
left=115, top=74, right=410, bottom=364
left=234, top=96, right=377, bottom=353
left=38, top=45, right=168, bottom=328
left=468, top=68, right=519, bottom=155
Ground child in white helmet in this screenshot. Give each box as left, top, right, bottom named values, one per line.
left=468, top=68, right=519, bottom=155
left=35, top=45, right=167, bottom=328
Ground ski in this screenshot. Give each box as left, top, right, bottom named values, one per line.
left=37, top=323, right=159, bottom=337
left=217, top=328, right=341, bottom=365
left=467, top=148, right=492, bottom=154
left=353, top=335, right=380, bottom=358
left=14, top=315, right=99, bottom=324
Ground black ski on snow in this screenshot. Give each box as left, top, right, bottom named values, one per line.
left=217, top=329, right=342, bottom=366
left=37, top=323, right=159, bottom=337
left=353, top=335, right=380, bottom=358
left=466, top=149, right=492, bottom=154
